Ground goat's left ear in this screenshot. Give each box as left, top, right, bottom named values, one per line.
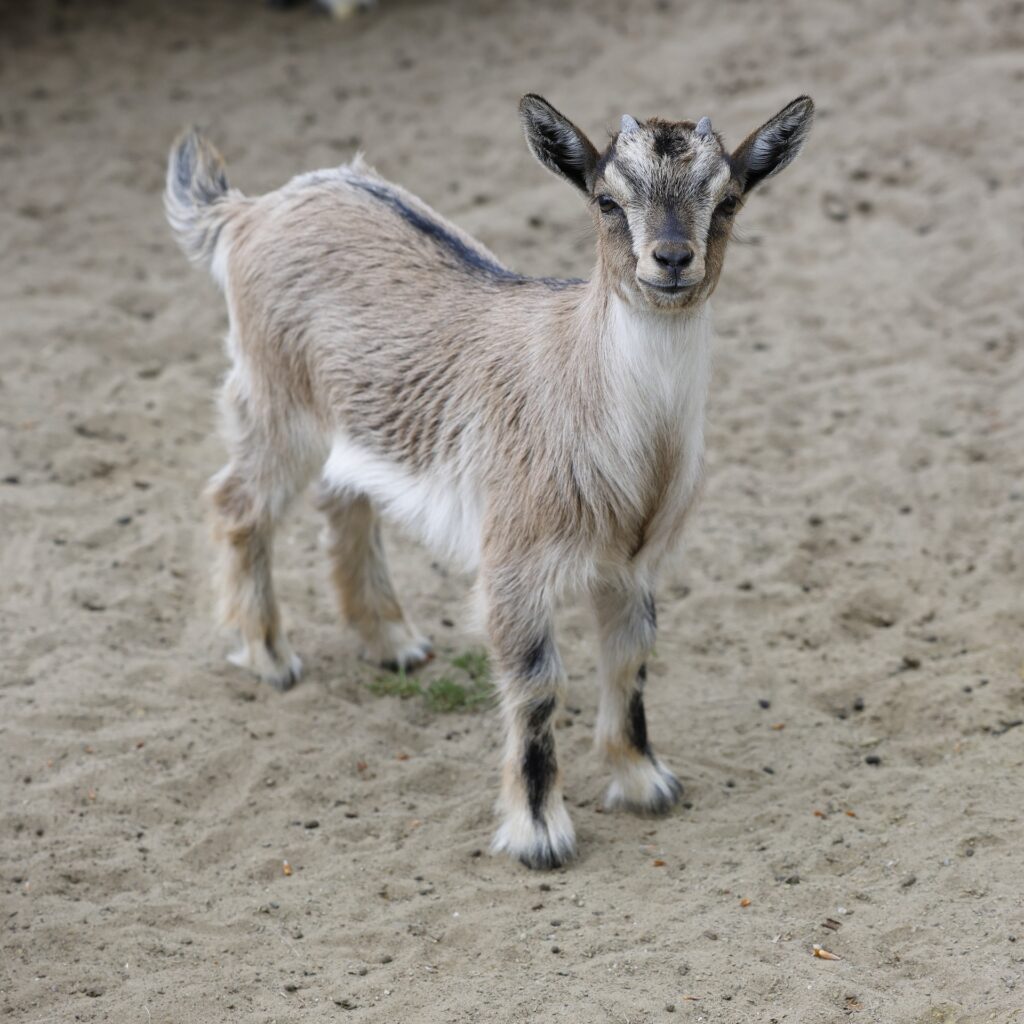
left=732, top=96, right=814, bottom=194
left=520, top=94, right=599, bottom=195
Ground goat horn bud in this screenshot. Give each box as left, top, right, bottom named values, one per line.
left=695, top=116, right=713, bottom=137
left=620, top=114, right=640, bottom=135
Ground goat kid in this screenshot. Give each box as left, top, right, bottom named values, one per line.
left=165, top=94, right=814, bottom=869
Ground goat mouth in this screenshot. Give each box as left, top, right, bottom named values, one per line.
left=638, top=279, right=697, bottom=294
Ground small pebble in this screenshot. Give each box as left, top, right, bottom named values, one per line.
left=551, top=945, right=560, bottom=954
left=865, top=755, right=881, bottom=766
left=822, top=194, right=849, bottom=221
left=852, top=697, right=865, bottom=712
left=304, top=819, right=319, bottom=829
left=901, top=875, right=917, bottom=888
left=665, top=1004, right=676, bottom=1014
left=758, top=698, right=771, bottom=710
left=703, top=930, right=719, bottom=941
left=965, top=847, right=975, bottom=857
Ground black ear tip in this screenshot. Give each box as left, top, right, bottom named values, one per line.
left=792, top=95, right=815, bottom=115
left=520, top=93, right=549, bottom=115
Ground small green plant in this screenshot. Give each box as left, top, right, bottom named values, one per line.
left=424, top=675, right=493, bottom=713
left=367, top=647, right=494, bottom=712
left=451, top=647, right=490, bottom=683
left=368, top=673, right=423, bottom=699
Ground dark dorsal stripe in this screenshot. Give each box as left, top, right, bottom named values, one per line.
left=350, top=178, right=581, bottom=291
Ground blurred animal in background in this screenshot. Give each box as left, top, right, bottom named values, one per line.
left=267, top=0, right=377, bottom=18
left=165, top=93, right=813, bottom=868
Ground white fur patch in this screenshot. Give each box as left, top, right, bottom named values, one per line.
left=322, top=434, right=482, bottom=570
left=491, top=801, right=577, bottom=869
left=604, top=754, right=681, bottom=813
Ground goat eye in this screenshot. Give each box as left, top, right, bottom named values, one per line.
left=717, top=195, right=739, bottom=216
left=597, top=195, right=621, bottom=214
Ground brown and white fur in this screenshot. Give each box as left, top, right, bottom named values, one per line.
left=164, top=94, right=814, bottom=869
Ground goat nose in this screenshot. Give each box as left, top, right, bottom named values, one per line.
left=652, top=241, right=694, bottom=269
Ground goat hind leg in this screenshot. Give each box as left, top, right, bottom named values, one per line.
left=317, top=488, right=432, bottom=671
left=209, top=467, right=302, bottom=690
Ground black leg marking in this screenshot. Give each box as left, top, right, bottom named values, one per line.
left=627, top=688, right=651, bottom=758
left=643, top=592, right=657, bottom=629
left=526, top=696, right=556, bottom=732
left=523, top=697, right=557, bottom=821
left=523, top=733, right=556, bottom=821
left=522, top=636, right=551, bottom=679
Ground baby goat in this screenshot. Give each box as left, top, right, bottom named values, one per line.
left=165, top=94, right=813, bottom=869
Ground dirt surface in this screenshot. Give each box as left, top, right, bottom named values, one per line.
left=2, top=1, right=1024, bottom=1022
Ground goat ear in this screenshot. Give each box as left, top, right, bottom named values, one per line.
left=519, top=94, right=599, bottom=195
left=732, top=96, right=814, bottom=194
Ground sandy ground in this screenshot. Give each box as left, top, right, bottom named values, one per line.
left=2, top=1, right=1024, bottom=1021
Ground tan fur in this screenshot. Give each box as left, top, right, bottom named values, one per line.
left=165, top=94, right=813, bottom=867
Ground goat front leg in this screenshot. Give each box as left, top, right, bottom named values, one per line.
left=592, top=578, right=682, bottom=813
left=486, top=567, right=575, bottom=869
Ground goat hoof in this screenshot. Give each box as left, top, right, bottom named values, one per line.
left=228, top=646, right=302, bottom=692
left=377, top=635, right=433, bottom=673
left=491, top=806, right=577, bottom=871
left=603, top=758, right=682, bottom=816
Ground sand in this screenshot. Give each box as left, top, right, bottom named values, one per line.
left=2, top=1, right=1023, bottom=1021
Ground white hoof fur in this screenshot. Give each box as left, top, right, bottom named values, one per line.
left=228, top=641, right=302, bottom=692
left=491, top=802, right=577, bottom=870
left=365, top=620, right=433, bottom=672
left=604, top=755, right=682, bottom=815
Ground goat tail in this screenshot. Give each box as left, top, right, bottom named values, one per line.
left=164, top=127, right=241, bottom=285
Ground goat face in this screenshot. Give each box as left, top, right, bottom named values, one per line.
left=520, top=95, right=815, bottom=312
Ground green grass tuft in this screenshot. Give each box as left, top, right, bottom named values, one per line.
left=367, top=647, right=494, bottom=712
left=368, top=673, right=423, bottom=699
left=451, top=647, right=490, bottom=683
left=424, top=675, right=493, bottom=713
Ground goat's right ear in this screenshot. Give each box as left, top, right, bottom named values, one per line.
left=520, top=95, right=599, bottom=195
